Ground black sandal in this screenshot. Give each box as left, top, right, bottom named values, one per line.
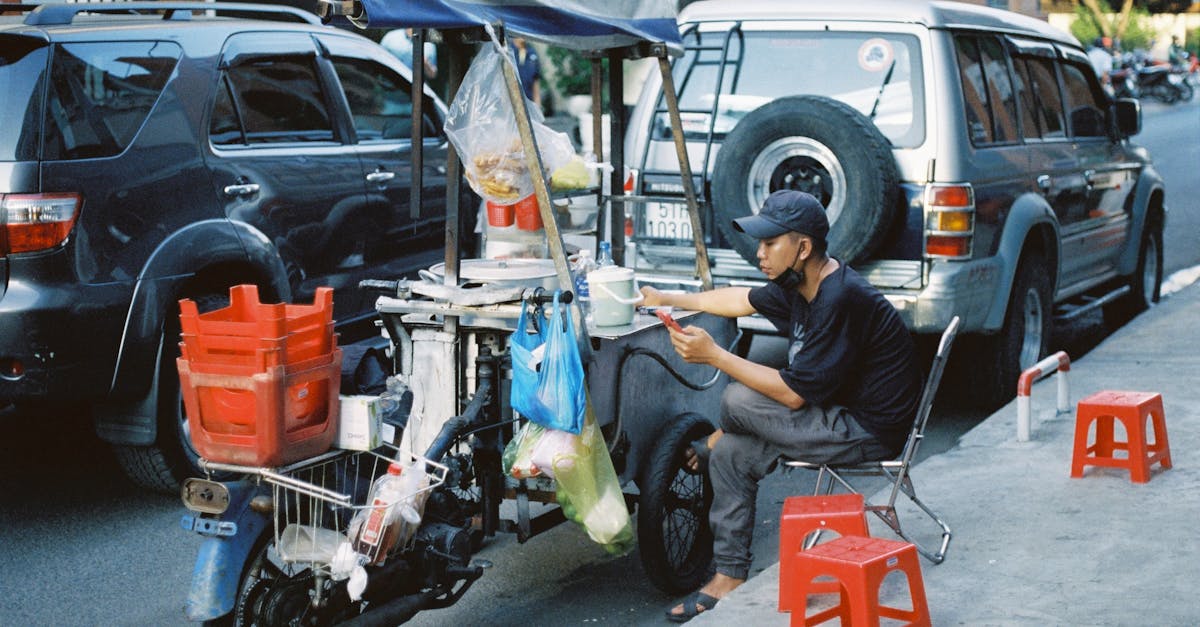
left=665, top=591, right=720, bottom=623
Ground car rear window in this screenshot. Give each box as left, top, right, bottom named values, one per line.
left=41, top=41, right=180, bottom=161
left=670, top=28, right=926, bottom=148
left=0, top=36, right=48, bottom=161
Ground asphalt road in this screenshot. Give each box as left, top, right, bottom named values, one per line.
left=1, top=97, right=1196, bottom=626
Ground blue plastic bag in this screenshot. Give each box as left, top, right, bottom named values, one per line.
left=509, top=292, right=586, bottom=434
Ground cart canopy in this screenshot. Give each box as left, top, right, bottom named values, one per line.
left=350, top=0, right=682, bottom=52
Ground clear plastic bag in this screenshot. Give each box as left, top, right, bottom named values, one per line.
left=445, top=43, right=576, bottom=205
left=553, top=407, right=634, bottom=555
left=503, top=420, right=545, bottom=479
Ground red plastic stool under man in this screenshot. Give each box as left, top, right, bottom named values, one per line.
left=1071, top=390, right=1171, bottom=483
left=778, top=494, right=870, bottom=611
left=784, top=535, right=930, bottom=627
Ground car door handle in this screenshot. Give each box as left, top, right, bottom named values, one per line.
left=366, top=170, right=396, bottom=184
left=223, top=183, right=260, bottom=197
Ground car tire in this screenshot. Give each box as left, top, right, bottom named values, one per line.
left=971, top=252, right=1052, bottom=409
left=1103, top=219, right=1163, bottom=330
left=710, top=95, right=900, bottom=266
left=114, top=291, right=230, bottom=493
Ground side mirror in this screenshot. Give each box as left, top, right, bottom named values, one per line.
left=1114, top=98, right=1141, bottom=138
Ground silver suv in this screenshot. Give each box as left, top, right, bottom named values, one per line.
left=625, top=0, right=1166, bottom=406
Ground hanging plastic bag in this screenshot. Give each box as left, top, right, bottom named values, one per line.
left=503, top=420, right=545, bottom=479
left=509, top=292, right=586, bottom=435
left=553, top=404, right=634, bottom=555
left=444, top=35, right=576, bottom=205
left=508, top=299, right=547, bottom=428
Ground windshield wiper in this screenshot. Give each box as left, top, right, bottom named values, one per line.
left=868, top=59, right=896, bottom=120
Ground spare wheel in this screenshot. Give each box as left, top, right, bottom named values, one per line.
left=711, top=95, right=900, bottom=265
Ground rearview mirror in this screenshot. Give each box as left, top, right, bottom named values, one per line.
left=1114, top=98, right=1141, bottom=138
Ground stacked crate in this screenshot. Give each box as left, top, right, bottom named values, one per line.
left=177, top=284, right=341, bottom=466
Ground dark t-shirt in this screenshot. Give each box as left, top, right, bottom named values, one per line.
left=748, top=263, right=921, bottom=453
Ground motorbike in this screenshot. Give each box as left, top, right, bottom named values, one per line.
left=1109, top=66, right=1139, bottom=100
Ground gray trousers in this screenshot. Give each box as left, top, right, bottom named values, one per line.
left=708, top=381, right=894, bottom=580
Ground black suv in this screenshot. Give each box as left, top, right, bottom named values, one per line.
left=0, top=2, right=473, bottom=491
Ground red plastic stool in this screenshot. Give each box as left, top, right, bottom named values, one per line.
left=778, top=494, right=869, bottom=611
left=1071, top=390, right=1171, bottom=483
left=785, top=536, right=930, bottom=627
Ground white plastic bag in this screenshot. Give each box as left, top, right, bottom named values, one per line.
left=444, top=42, right=575, bottom=205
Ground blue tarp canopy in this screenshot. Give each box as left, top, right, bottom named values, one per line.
left=350, top=0, right=682, bottom=53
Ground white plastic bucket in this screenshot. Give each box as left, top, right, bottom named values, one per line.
left=587, top=266, right=643, bottom=327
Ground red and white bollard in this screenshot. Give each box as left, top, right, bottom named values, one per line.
left=1016, top=351, right=1071, bottom=442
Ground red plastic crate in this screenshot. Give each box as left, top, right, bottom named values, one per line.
left=178, top=348, right=342, bottom=467
left=178, top=285, right=335, bottom=369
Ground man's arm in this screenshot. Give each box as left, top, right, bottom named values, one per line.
left=669, top=326, right=806, bottom=409
left=640, top=285, right=756, bottom=318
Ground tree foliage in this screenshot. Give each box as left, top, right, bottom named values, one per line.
left=1072, top=0, right=1158, bottom=50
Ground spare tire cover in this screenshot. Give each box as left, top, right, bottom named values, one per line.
left=710, top=95, right=900, bottom=265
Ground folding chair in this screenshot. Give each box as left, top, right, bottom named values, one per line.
left=783, top=316, right=960, bottom=564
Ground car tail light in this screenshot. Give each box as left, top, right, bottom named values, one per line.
left=923, top=184, right=974, bottom=259
left=2, top=193, right=81, bottom=255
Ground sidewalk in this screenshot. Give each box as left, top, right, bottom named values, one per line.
left=696, top=282, right=1200, bottom=625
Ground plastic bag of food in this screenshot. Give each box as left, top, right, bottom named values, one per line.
left=552, top=404, right=634, bottom=555
left=503, top=420, right=545, bottom=479
left=445, top=41, right=575, bottom=205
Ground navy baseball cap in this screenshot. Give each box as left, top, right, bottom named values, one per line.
left=732, top=190, right=830, bottom=243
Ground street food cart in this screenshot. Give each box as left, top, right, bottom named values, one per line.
left=181, top=2, right=739, bottom=623
left=345, top=0, right=737, bottom=591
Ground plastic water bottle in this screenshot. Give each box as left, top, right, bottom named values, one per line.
left=597, top=241, right=614, bottom=268
left=572, top=249, right=596, bottom=326
left=351, top=462, right=405, bottom=564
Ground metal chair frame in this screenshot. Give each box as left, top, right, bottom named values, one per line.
left=784, top=316, right=960, bottom=564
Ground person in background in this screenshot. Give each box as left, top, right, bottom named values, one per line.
left=642, top=190, right=922, bottom=623
left=510, top=36, right=541, bottom=106
left=1087, top=36, right=1114, bottom=85
left=381, top=28, right=437, bottom=78
left=1168, top=35, right=1185, bottom=67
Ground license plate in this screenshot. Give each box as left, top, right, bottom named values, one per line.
left=641, top=202, right=694, bottom=241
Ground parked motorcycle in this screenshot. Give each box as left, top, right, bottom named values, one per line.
left=1146, top=64, right=1193, bottom=103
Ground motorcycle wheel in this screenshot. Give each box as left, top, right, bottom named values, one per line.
left=637, top=412, right=715, bottom=595
left=207, top=532, right=340, bottom=627
left=1175, top=80, right=1194, bottom=102
left=1150, top=83, right=1179, bottom=104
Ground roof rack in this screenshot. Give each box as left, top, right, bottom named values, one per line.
left=23, top=1, right=321, bottom=27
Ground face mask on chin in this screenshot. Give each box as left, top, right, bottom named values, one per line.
left=771, top=237, right=806, bottom=290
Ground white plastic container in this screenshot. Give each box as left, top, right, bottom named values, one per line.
left=586, top=266, right=643, bottom=327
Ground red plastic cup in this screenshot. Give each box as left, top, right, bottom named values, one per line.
left=513, top=195, right=543, bottom=231
left=486, top=201, right=515, bottom=227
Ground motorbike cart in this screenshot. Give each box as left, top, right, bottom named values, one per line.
left=179, top=2, right=737, bottom=625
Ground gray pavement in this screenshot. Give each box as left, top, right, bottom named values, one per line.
left=695, top=281, right=1200, bottom=625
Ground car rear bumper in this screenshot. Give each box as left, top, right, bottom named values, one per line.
left=880, top=257, right=1001, bottom=334
left=0, top=277, right=130, bottom=404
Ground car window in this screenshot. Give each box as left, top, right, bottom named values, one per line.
left=39, top=41, right=180, bottom=160
left=955, top=34, right=1020, bottom=146
left=210, top=56, right=334, bottom=146
left=671, top=28, right=925, bottom=148
left=1014, top=56, right=1066, bottom=141
left=330, top=56, right=438, bottom=141
left=0, top=37, right=48, bottom=161
left=1059, top=61, right=1107, bottom=138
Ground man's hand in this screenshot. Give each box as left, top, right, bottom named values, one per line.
left=668, top=325, right=723, bottom=365
left=639, top=285, right=667, bottom=308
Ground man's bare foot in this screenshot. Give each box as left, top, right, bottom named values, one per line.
left=666, top=572, right=744, bottom=621
left=684, top=429, right=724, bottom=472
